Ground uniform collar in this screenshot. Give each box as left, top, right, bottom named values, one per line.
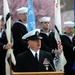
left=30, top=48, right=40, bottom=57
left=41, top=30, right=52, bottom=36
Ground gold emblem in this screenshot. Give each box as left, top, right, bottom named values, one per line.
left=35, top=31, right=39, bottom=36
left=43, top=58, right=50, bottom=71
left=46, top=66, right=49, bottom=70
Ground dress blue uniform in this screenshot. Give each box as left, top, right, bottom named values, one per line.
left=14, top=29, right=55, bottom=72
left=0, top=30, right=7, bottom=75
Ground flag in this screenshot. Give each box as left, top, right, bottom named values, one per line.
left=27, top=0, right=36, bottom=32
left=54, top=0, right=67, bottom=71
left=3, top=0, right=16, bottom=75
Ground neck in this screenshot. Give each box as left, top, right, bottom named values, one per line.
left=21, top=19, right=27, bottom=24
left=67, top=34, right=73, bottom=36
left=65, top=32, right=73, bottom=36
left=42, top=29, right=49, bottom=33
left=30, top=48, right=39, bottom=52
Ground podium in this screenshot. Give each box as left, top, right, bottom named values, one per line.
left=10, top=60, right=64, bottom=75
left=9, top=58, right=64, bottom=75
left=12, top=71, right=64, bottom=75
left=10, top=63, right=64, bottom=75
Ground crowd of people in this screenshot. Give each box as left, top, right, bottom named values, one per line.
left=0, top=6, right=75, bottom=75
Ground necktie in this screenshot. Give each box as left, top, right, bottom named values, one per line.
left=35, top=53, right=38, bottom=71
left=35, top=53, right=38, bottom=62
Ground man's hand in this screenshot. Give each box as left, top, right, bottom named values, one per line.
left=54, top=49, right=62, bottom=55
left=54, top=41, right=63, bottom=55
left=5, top=43, right=12, bottom=50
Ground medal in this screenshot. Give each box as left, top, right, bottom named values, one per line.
left=46, top=66, right=48, bottom=70
left=43, top=58, right=50, bottom=71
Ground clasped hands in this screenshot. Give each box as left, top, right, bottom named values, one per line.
left=54, top=41, right=63, bottom=55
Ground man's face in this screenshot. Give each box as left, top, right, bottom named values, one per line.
left=40, top=22, right=50, bottom=31
left=65, top=26, right=74, bottom=36
left=28, top=40, right=41, bottom=51
left=19, top=13, right=27, bottom=21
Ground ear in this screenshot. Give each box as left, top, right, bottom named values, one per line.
left=28, top=40, right=31, bottom=46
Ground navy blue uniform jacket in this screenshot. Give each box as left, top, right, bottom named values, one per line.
left=14, top=50, right=55, bottom=72
left=0, top=31, right=7, bottom=75
left=11, top=20, right=28, bottom=57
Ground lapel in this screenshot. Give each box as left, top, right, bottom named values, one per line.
left=39, top=50, right=47, bottom=67
left=27, top=50, right=38, bottom=65
left=39, top=51, right=43, bottom=64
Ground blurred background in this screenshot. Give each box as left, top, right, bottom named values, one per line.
left=0, top=0, right=74, bottom=31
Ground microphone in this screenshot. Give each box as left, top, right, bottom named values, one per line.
left=49, top=61, right=56, bottom=71
left=43, top=58, right=56, bottom=71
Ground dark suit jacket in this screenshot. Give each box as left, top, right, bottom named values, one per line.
left=61, top=34, right=75, bottom=74
left=11, top=20, right=28, bottom=57
left=0, top=31, right=7, bottom=75
left=14, top=50, right=55, bottom=72
left=40, top=30, right=57, bottom=58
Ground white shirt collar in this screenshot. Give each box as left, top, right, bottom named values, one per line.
left=62, top=33, right=74, bottom=41
left=41, top=30, right=52, bottom=36
left=17, top=20, right=28, bottom=28
left=30, top=48, right=40, bottom=60
left=68, top=34, right=74, bottom=41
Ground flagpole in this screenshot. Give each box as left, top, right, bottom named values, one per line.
left=54, top=0, right=67, bottom=71
left=55, top=0, right=62, bottom=34
left=3, top=0, right=16, bottom=75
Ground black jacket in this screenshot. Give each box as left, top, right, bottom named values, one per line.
left=61, top=33, right=75, bottom=74
left=11, top=20, right=28, bottom=57
left=0, top=31, right=7, bottom=75
left=14, top=50, right=55, bottom=72
left=40, top=30, right=57, bottom=58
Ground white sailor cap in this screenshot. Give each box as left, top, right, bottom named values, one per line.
left=38, top=17, right=51, bottom=22
left=0, top=15, right=2, bottom=20
left=17, top=7, right=28, bottom=13
left=64, top=21, right=75, bottom=28
left=22, top=29, right=42, bottom=41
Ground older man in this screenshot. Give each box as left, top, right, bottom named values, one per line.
left=14, top=29, right=55, bottom=72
